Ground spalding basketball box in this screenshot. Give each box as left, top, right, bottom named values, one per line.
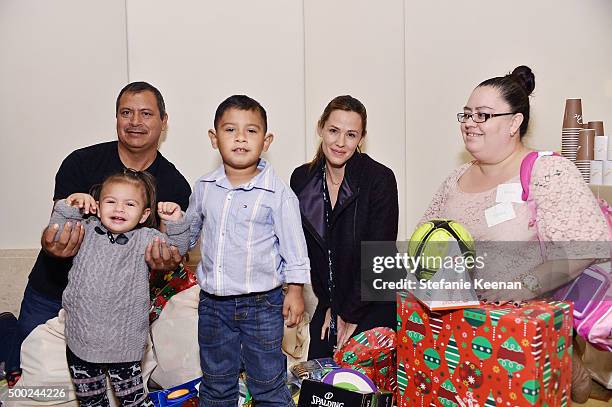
left=298, top=379, right=393, bottom=407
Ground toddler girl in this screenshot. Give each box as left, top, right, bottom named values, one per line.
left=49, top=169, right=190, bottom=407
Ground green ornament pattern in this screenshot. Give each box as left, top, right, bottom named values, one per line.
left=437, top=379, right=459, bottom=407
left=424, top=348, right=441, bottom=370
left=489, top=308, right=512, bottom=327
left=342, top=351, right=358, bottom=364
left=522, top=379, right=541, bottom=405
left=553, top=308, right=564, bottom=331
left=556, top=336, right=566, bottom=359
left=464, top=308, right=487, bottom=329
left=352, top=332, right=369, bottom=346
left=472, top=336, right=493, bottom=361
left=543, top=355, right=551, bottom=392
left=497, top=336, right=525, bottom=377
left=406, top=311, right=426, bottom=345
left=445, top=334, right=460, bottom=376
left=397, top=360, right=407, bottom=396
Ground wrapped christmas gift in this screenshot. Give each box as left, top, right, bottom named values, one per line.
left=149, top=264, right=198, bottom=323
left=397, top=292, right=573, bottom=407
left=334, top=327, right=397, bottom=392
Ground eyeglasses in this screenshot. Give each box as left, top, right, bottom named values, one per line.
left=457, top=112, right=515, bottom=123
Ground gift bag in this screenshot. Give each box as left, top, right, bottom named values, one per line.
left=150, top=285, right=202, bottom=388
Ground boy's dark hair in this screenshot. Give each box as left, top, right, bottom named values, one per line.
left=90, top=169, right=158, bottom=229
left=116, top=81, right=166, bottom=119
left=214, top=95, right=268, bottom=133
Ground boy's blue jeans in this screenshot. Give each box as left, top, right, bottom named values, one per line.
left=198, top=287, right=294, bottom=407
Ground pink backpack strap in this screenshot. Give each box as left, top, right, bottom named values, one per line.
left=520, top=151, right=560, bottom=201
left=520, top=151, right=560, bottom=254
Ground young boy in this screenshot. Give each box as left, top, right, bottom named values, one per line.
left=187, top=95, right=310, bottom=407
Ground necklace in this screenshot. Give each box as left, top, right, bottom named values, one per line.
left=326, top=166, right=343, bottom=186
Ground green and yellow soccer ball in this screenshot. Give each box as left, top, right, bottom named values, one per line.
left=408, top=219, right=475, bottom=280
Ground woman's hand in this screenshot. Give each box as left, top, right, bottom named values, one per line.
left=336, top=315, right=357, bottom=349
left=321, top=308, right=332, bottom=340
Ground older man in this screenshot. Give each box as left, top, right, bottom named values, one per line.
left=4, top=82, right=191, bottom=385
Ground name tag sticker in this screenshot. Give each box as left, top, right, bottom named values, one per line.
left=495, top=183, right=523, bottom=203
left=485, top=202, right=516, bottom=227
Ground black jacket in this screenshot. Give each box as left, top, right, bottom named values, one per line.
left=290, top=153, right=399, bottom=323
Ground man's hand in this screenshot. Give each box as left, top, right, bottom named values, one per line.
left=41, top=222, right=84, bottom=258
left=145, top=237, right=182, bottom=271
left=283, top=284, right=305, bottom=328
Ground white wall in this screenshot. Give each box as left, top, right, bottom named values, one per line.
left=305, top=0, right=407, bottom=239
left=0, top=0, right=128, bottom=248
left=1, top=0, right=612, bottom=249
left=125, top=0, right=306, bottom=187
left=405, top=1, right=612, bottom=228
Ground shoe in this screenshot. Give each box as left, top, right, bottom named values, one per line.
left=571, top=349, right=592, bottom=403
left=6, top=370, right=21, bottom=388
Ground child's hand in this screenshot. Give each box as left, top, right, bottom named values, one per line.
left=66, top=193, right=97, bottom=215
left=157, top=202, right=183, bottom=222
left=283, top=284, right=305, bottom=328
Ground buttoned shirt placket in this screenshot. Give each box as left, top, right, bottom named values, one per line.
left=215, top=188, right=234, bottom=295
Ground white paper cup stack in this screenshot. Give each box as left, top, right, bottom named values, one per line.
left=590, top=160, right=603, bottom=184
left=603, top=161, right=612, bottom=185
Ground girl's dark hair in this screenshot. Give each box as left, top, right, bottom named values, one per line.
left=478, top=65, right=535, bottom=138
left=90, top=169, right=158, bottom=229
left=310, top=95, right=367, bottom=167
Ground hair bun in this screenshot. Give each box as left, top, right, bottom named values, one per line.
left=510, top=65, right=535, bottom=95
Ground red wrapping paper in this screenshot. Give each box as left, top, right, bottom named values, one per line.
left=397, top=292, right=573, bottom=407
left=333, top=327, right=397, bottom=392
left=149, top=264, right=198, bottom=323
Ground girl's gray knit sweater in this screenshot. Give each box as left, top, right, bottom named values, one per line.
left=50, top=200, right=191, bottom=363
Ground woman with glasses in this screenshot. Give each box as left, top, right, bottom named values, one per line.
left=421, top=65, right=607, bottom=403
left=290, top=95, right=399, bottom=359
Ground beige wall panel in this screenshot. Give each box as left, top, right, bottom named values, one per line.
left=405, top=0, right=612, bottom=232
left=125, top=0, right=305, bottom=188
left=0, top=0, right=128, bottom=248
left=305, top=0, right=407, bottom=238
